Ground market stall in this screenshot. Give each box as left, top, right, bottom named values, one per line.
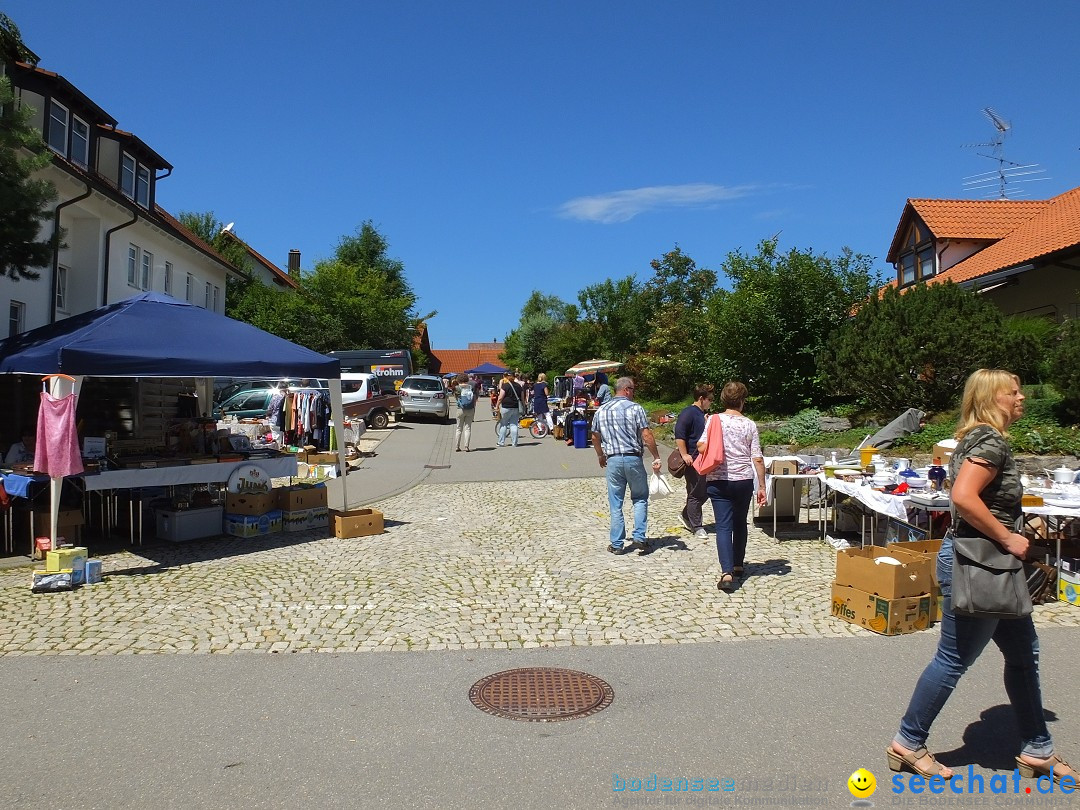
left=0, top=292, right=348, bottom=553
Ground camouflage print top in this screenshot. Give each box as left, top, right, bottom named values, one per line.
left=949, top=424, right=1023, bottom=537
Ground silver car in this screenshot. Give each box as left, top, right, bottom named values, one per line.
left=398, top=374, right=450, bottom=421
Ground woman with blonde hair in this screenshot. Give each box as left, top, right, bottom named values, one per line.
left=888, top=369, right=1076, bottom=784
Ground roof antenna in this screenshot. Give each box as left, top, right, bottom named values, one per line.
left=961, top=107, right=1050, bottom=199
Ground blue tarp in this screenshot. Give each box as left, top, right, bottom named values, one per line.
left=0, top=292, right=339, bottom=379
left=465, top=362, right=507, bottom=374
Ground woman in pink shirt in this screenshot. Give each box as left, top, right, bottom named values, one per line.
left=698, top=381, right=767, bottom=592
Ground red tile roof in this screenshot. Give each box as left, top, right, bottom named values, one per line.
left=885, top=187, right=1080, bottom=288
left=221, top=232, right=298, bottom=289
left=429, top=348, right=505, bottom=374
left=935, top=186, right=1080, bottom=284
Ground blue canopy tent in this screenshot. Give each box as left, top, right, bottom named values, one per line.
left=0, top=292, right=349, bottom=547
left=465, top=362, right=507, bottom=375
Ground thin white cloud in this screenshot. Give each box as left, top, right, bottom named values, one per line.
left=557, top=183, right=759, bottom=224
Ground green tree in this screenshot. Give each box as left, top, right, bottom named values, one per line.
left=823, top=281, right=1011, bottom=413
left=712, top=240, right=879, bottom=411
left=577, top=275, right=652, bottom=358
left=1049, top=318, right=1080, bottom=422
left=334, top=221, right=414, bottom=304
left=1001, top=313, right=1058, bottom=384
left=0, top=73, right=56, bottom=281
left=1, top=14, right=38, bottom=65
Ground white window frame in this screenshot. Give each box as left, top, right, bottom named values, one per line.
left=204, top=281, right=212, bottom=309
left=70, top=115, right=89, bottom=167
left=141, top=250, right=153, bottom=290
left=164, top=261, right=173, bottom=295
left=48, top=99, right=69, bottom=155
left=121, top=153, right=136, bottom=199
left=135, top=165, right=150, bottom=208
left=212, top=285, right=220, bottom=312
left=56, top=265, right=69, bottom=312
left=9, top=300, right=25, bottom=337
left=186, top=273, right=195, bottom=303
left=127, top=243, right=139, bottom=287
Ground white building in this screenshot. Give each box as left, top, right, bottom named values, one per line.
left=1, top=59, right=240, bottom=337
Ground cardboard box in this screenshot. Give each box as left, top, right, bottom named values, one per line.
left=830, top=583, right=932, bottom=635
left=835, top=546, right=932, bottom=599
left=931, top=440, right=957, bottom=466
left=888, top=540, right=944, bottom=623
left=225, top=491, right=277, bottom=517
left=282, top=507, right=329, bottom=533
left=275, top=484, right=328, bottom=513
left=155, top=506, right=224, bottom=542
left=332, top=508, right=384, bottom=538
left=304, top=452, right=340, bottom=465
left=85, top=559, right=103, bottom=585
left=769, top=458, right=798, bottom=476
left=33, top=509, right=84, bottom=535
left=1059, top=568, right=1080, bottom=606
left=223, top=510, right=283, bottom=538
left=46, top=547, right=87, bottom=585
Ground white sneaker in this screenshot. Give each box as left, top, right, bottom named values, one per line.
left=694, top=528, right=708, bottom=540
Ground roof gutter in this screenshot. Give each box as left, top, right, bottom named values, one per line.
left=957, top=263, right=1034, bottom=292
left=50, top=181, right=93, bottom=324
left=102, top=208, right=139, bottom=306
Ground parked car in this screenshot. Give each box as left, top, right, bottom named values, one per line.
left=340, top=372, right=401, bottom=429
left=216, top=388, right=274, bottom=420
left=397, top=374, right=450, bottom=421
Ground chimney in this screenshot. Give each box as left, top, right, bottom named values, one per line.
left=287, top=249, right=301, bottom=280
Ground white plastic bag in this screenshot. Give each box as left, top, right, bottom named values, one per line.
left=649, top=472, right=672, bottom=500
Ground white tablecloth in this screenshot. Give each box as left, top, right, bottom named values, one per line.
left=824, top=476, right=910, bottom=522
left=83, top=456, right=298, bottom=491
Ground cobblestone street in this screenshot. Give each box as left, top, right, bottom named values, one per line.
left=2, top=476, right=1077, bottom=655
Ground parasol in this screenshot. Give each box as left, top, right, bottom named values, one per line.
left=566, top=359, right=622, bottom=376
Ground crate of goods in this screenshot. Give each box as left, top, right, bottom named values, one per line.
left=224, top=510, right=283, bottom=538
left=224, top=491, right=276, bottom=516
left=275, top=484, right=328, bottom=513
left=830, top=583, right=932, bottom=635
left=282, top=507, right=329, bottom=533
left=1059, top=568, right=1080, bottom=607
left=835, top=546, right=932, bottom=600
left=155, top=506, right=224, bottom=543
left=46, top=547, right=87, bottom=585
left=332, top=508, right=384, bottom=538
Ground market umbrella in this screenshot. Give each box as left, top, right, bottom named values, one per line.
left=566, top=359, right=621, bottom=376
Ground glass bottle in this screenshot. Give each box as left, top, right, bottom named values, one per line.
left=928, top=457, right=947, bottom=492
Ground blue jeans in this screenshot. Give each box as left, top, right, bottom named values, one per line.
left=606, top=455, right=649, bottom=547
left=497, top=406, right=520, bottom=446
left=707, top=478, right=754, bottom=573
left=894, top=532, right=1053, bottom=758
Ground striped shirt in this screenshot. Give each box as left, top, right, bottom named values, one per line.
left=591, top=397, right=648, bottom=456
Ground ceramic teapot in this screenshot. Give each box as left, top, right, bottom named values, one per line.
left=1051, top=465, right=1076, bottom=484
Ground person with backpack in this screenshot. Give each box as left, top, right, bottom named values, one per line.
left=453, top=373, right=476, bottom=452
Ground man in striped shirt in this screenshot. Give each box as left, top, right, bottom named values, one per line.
left=590, top=377, right=663, bottom=554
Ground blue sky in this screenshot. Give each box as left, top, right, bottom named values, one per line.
left=10, top=1, right=1080, bottom=348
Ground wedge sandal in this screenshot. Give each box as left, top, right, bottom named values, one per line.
left=886, top=746, right=951, bottom=778
left=1016, top=754, right=1079, bottom=785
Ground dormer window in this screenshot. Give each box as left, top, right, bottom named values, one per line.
left=70, top=117, right=89, bottom=167
left=47, top=100, right=69, bottom=155
left=897, top=219, right=935, bottom=287
left=136, top=165, right=150, bottom=207
left=121, top=153, right=136, bottom=198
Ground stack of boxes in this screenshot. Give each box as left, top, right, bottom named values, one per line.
left=830, top=546, right=933, bottom=635
left=30, top=545, right=104, bottom=593
left=223, top=491, right=282, bottom=538
left=275, top=484, right=329, bottom=533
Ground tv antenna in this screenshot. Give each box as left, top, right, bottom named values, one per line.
left=961, top=107, right=1049, bottom=199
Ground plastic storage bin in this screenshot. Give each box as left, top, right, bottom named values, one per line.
left=155, top=506, right=224, bottom=542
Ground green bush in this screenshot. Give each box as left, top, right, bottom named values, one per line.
left=1050, top=319, right=1080, bottom=422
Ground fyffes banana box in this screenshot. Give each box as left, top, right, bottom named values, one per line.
left=830, top=583, right=932, bottom=635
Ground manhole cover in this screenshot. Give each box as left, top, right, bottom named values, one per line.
left=468, top=667, right=614, bottom=722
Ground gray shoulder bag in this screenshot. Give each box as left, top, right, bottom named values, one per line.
left=950, top=435, right=1033, bottom=619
